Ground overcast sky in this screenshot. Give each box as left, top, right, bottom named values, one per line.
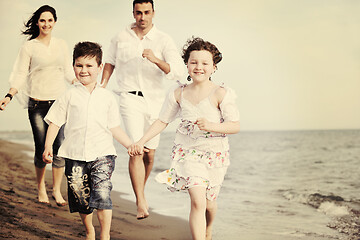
left=0, top=0, right=359, bottom=132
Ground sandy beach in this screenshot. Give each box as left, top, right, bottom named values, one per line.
left=0, top=139, right=191, bottom=240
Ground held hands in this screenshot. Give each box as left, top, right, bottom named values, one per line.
left=128, top=142, right=150, bottom=157
left=195, top=118, right=212, bottom=132
left=42, top=147, right=53, bottom=164
left=142, top=49, right=158, bottom=64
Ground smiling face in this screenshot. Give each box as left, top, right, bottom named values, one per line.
left=187, top=50, right=216, bottom=83
left=73, top=56, right=103, bottom=92
left=133, top=2, right=154, bottom=31
left=36, top=11, right=55, bottom=36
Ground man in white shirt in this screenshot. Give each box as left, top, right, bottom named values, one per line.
left=101, top=0, right=184, bottom=219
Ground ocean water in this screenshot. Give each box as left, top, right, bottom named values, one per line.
left=1, top=130, right=359, bottom=240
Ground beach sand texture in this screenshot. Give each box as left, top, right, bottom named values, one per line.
left=0, top=140, right=191, bottom=240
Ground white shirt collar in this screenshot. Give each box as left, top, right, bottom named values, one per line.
left=127, top=23, right=157, bottom=40
left=74, top=81, right=100, bottom=93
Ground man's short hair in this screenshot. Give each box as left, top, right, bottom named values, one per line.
left=133, top=0, right=154, bottom=11
left=73, top=42, right=102, bottom=66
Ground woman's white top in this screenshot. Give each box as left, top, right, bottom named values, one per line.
left=9, top=37, right=74, bottom=102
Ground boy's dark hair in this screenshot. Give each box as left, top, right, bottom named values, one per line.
left=23, top=5, right=57, bottom=40
left=182, top=37, right=222, bottom=67
left=133, top=0, right=154, bottom=10
left=73, top=42, right=102, bottom=66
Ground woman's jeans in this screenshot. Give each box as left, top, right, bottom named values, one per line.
left=28, top=98, right=65, bottom=169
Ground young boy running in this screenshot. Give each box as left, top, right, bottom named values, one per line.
left=43, top=41, right=132, bottom=240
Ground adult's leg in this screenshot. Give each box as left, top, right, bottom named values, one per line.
left=80, top=213, right=95, bottom=240
left=119, top=93, right=157, bottom=219
left=129, top=149, right=155, bottom=217
left=206, top=199, right=218, bottom=240
left=129, top=154, right=149, bottom=219
left=28, top=100, right=50, bottom=203
left=188, top=187, right=207, bottom=240
left=35, top=166, right=48, bottom=203
left=51, top=167, right=66, bottom=205
left=51, top=127, right=66, bottom=205
left=97, top=209, right=112, bottom=240
left=143, top=149, right=155, bottom=183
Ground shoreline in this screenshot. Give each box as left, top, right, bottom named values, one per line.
left=0, top=139, right=191, bottom=239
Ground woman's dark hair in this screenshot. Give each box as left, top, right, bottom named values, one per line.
left=182, top=37, right=222, bottom=67
left=22, top=5, right=57, bottom=40
left=73, top=42, right=103, bottom=66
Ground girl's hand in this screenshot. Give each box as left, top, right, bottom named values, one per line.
left=195, top=118, right=212, bottom=131
left=128, top=142, right=149, bottom=156
left=42, top=147, right=53, bottom=164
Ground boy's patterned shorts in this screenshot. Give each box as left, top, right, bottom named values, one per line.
left=64, top=155, right=116, bottom=214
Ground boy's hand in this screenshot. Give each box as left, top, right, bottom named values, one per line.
left=43, top=147, right=53, bottom=164
left=128, top=142, right=150, bottom=156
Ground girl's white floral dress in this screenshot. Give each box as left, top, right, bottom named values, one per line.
left=155, top=83, right=239, bottom=200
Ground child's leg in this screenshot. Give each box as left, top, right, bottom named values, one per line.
left=80, top=213, right=95, bottom=240
left=206, top=199, right=218, bottom=240
left=88, top=156, right=115, bottom=239
left=188, top=187, right=207, bottom=240
left=65, top=159, right=95, bottom=239
left=97, top=209, right=112, bottom=240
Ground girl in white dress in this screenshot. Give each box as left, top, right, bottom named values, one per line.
left=129, top=37, right=240, bottom=240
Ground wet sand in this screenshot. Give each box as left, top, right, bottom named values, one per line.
left=0, top=139, right=191, bottom=240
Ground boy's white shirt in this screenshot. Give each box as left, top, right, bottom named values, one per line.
left=45, top=82, right=121, bottom=161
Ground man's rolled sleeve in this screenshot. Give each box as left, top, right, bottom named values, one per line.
left=105, top=36, right=118, bottom=66
left=163, top=39, right=185, bottom=81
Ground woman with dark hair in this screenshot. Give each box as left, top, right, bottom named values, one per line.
left=0, top=5, right=75, bottom=206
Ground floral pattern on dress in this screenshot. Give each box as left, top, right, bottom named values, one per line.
left=177, top=119, right=226, bottom=140
left=155, top=168, right=220, bottom=201
left=155, top=143, right=229, bottom=201
left=171, top=144, right=230, bottom=168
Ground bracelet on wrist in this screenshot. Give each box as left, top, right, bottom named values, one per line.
left=5, top=93, right=13, bottom=101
